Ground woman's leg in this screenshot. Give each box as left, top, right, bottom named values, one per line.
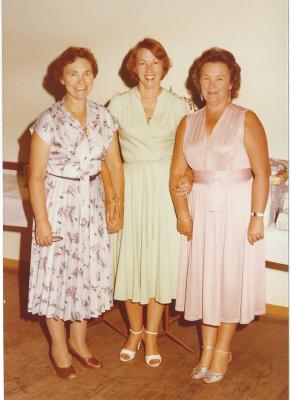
left=69, top=320, right=92, bottom=358
left=120, top=300, right=143, bottom=360
left=197, top=323, right=218, bottom=367
left=208, top=322, right=237, bottom=372
left=46, top=318, right=71, bottom=367
left=144, top=299, right=165, bottom=365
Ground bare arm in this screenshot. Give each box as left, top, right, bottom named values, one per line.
left=169, top=116, right=192, bottom=240
left=244, top=110, right=270, bottom=245
left=101, top=162, right=117, bottom=232
left=103, top=131, right=124, bottom=233
left=28, top=132, right=52, bottom=246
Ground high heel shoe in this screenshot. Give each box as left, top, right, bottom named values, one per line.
left=120, top=327, right=144, bottom=362
left=203, top=348, right=232, bottom=384
left=144, top=330, right=161, bottom=368
left=191, top=345, right=214, bottom=380
left=67, top=342, right=102, bottom=369
left=49, top=352, right=76, bottom=380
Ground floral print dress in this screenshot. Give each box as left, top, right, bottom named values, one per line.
left=28, top=100, right=117, bottom=321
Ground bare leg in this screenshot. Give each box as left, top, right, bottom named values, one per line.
left=69, top=320, right=92, bottom=358
left=197, top=323, right=218, bottom=368
left=208, top=322, right=237, bottom=373
left=46, top=318, right=71, bottom=367
left=120, top=300, right=143, bottom=360
left=144, top=299, right=165, bottom=365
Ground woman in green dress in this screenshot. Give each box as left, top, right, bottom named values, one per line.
left=109, top=38, right=190, bottom=367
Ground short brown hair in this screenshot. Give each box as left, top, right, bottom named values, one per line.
left=54, top=47, right=98, bottom=81
left=126, top=38, right=171, bottom=83
left=191, top=47, right=241, bottom=99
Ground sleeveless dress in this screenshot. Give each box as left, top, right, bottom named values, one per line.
left=28, top=100, right=117, bottom=321
left=175, top=103, right=266, bottom=325
left=108, top=87, right=188, bottom=304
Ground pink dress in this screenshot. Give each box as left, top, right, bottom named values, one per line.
left=175, top=103, right=266, bottom=326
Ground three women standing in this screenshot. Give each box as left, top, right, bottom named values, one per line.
left=170, top=48, right=270, bottom=383
left=109, top=38, right=190, bottom=367
left=28, top=47, right=124, bottom=379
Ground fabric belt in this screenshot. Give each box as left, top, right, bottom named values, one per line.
left=192, top=168, right=252, bottom=212
left=193, top=168, right=252, bottom=185
left=47, top=172, right=99, bottom=181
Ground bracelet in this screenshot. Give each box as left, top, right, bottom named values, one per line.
left=251, top=212, right=264, bottom=217
left=178, top=216, right=192, bottom=223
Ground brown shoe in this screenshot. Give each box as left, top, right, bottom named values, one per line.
left=67, top=342, right=102, bottom=369
left=49, top=352, right=76, bottom=380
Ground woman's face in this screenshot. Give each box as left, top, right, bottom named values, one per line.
left=135, top=48, right=164, bottom=89
left=199, top=62, right=232, bottom=106
left=61, top=57, right=94, bottom=100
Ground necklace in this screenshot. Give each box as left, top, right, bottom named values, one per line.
left=64, top=100, right=88, bottom=135
left=140, top=95, right=158, bottom=124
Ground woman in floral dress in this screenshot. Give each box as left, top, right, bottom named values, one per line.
left=28, top=47, right=124, bottom=379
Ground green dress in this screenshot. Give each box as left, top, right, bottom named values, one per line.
left=108, top=87, right=188, bottom=304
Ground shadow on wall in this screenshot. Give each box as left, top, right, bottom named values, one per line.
left=118, top=49, right=136, bottom=89
left=185, top=59, right=204, bottom=110
left=42, top=56, right=66, bottom=101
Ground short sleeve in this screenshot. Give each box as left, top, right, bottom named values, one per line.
left=107, top=94, right=121, bottom=121
left=176, top=98, right=190, bottom=123
left=29, top=109, right=55, bottom=145
left=100, top=107, right=118, bottom=153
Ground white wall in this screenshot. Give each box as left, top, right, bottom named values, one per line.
left=3, top=0, right=288, bottom=161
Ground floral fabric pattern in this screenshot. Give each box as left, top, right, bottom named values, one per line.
left=28, top=100, right=117, bottom=321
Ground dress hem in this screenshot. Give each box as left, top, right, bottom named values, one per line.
left=113, top=296, right=176, bottom=305
left=27, top=305, right=113, bottom=322
left=175, top=308, right=266, bottom=326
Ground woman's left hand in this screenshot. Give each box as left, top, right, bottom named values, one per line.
left=172, top=174, right=193, bottom=197
left=247, top=217, right=264, bottom=245
left=106, top=198, right=124, bottom=234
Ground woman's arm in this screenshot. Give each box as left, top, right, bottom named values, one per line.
left=103, top=131, right=124, bottom=233
left=28, top=132, right=52, bottom=246
left=169, top=116, right=193, bottom=240
left=244, top=110, right=270, bottom=245
left=101, top=162, right=117, bottom=233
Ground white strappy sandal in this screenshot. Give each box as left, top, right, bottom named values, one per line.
left=144, top=330, right=162, bottom=368
left=191, top=345, right=214, bottom=379
left=204, top=348, right=232, bottom=384
left=119, top=327, right=144, bottom=362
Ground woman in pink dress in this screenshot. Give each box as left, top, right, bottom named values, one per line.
left=170, top=48, right=270, bottom=384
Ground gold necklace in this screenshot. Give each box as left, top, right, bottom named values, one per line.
left=65, top=101, right=88, bottom=134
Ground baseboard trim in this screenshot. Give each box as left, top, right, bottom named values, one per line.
left=266, top=304, right=288, bottom=318
left=3, top=258, right=21, bottom=271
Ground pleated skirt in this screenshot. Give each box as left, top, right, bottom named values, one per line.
left=28, top=174, right=113, bottom=321
left=175, top=180, right=266, bottom=325
left=111, top=158, right=180, bottom=304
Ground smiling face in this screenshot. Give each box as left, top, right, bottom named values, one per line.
left=199, top=62, right=232, bottom=106
left=60, top=57, right=94, bottom=101
left=135, top=48, right=164, bottom=89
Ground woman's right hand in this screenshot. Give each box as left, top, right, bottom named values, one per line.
left=177, top=216, right=193, bottom=241
left=35, top=220, right=53, bottom=246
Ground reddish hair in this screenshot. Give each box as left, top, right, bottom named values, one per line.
left=54, top=47, right=98, bottom=81
left=126, top=38, right=171, bottom=83
left=191, top=47, right=241, bottom=99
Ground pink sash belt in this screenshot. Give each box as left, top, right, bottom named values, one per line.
left=192, top=168, right=252, bottom=211
left=193, top=168, right=252, bottom=185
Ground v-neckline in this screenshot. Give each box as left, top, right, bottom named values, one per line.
left=204, top=103, right=231, bottom=138
left=62, top=99, right=90, bottom=136
left=135, top=87, right=164, bottom=126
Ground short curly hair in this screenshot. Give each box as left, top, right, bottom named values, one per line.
left=126, top=38, right=171, bottom=83
left=54, top=47, right=98, bottom=82
left=191, top=47, right=241, bottom=99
